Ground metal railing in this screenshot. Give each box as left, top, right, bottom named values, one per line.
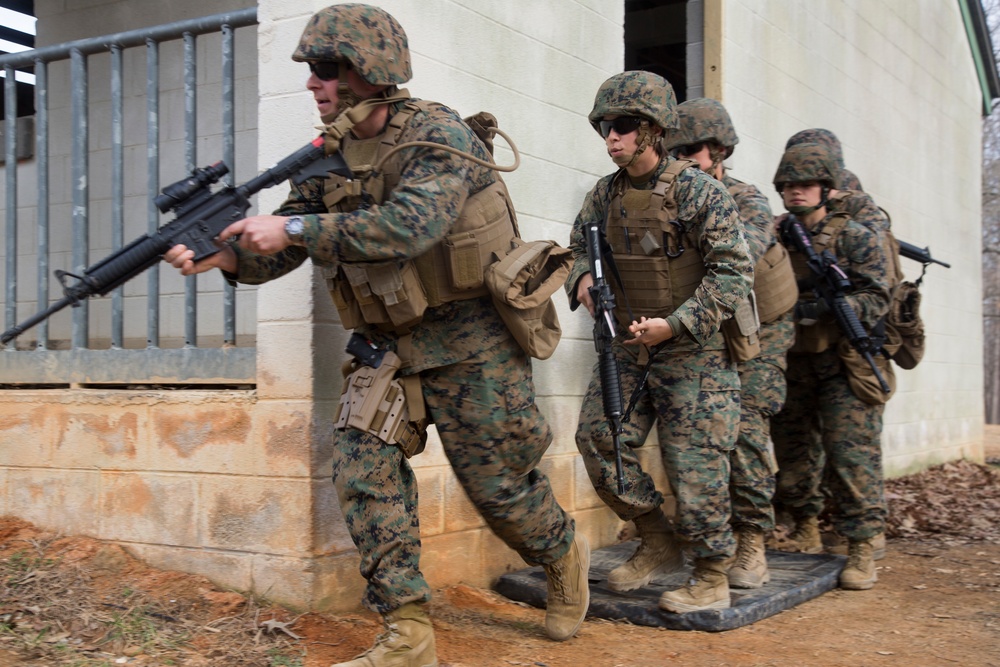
left=0, top=9, right=258, bottom=385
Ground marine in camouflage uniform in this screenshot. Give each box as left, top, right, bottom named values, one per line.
left=566, top=73, right=753, bottom=613
left=668, top=98, right=798, bottom=589
left=164, top=5, right=588, bottom=665
left=768, top=142, right=891, bottom=590
left=779, top=130, right=896, bottom=564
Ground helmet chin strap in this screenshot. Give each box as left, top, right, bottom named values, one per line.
left=618, top=121, right=657, bottom=169
left=318, top=86, right=412, bottom=155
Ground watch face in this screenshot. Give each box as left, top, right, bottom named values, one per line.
left=286, top=217, right=304, bottom=238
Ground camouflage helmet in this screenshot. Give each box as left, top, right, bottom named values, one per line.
left=293, top=4, right=412, bottom=86
left=665, top=98, right=739, bottom=154
left=773, top=142, right=839, bottom=189
left=784, top=128, right=845, bottom=171
left=588, top=70, right=678, bottom=134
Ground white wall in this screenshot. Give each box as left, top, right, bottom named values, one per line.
left=722, top=0, right=987, bottom=473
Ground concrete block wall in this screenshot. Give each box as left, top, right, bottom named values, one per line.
left=720, top=0, right=986, bottom=475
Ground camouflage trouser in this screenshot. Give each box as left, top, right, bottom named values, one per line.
left=331, top=338, right=574, bottom=614
left=731, top=313, right=795, bottom=533
left=770, top=348, right=887, bottom=541
left=575, top=344, right=740, bottom=560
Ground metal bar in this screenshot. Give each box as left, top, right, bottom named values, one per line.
left=221, top=22, right=237, bottom=346
left=183, top=31, right=197, bottom=348
left=70, top=48, right=89, bottom=349
left=146, top=38, right=160, bottom=349
left=111, top=44, right=124, bottom=349
left=3, top=66, right=17, bottom=349
left=0, top=9, right=258, bottom=69
left=34, top=59, right=49, bottom=349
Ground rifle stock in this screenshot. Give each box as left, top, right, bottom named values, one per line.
left=2, top=137, right=351, bottom=346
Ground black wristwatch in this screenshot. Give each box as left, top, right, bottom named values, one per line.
left=284, top=216, right=305, bottom=245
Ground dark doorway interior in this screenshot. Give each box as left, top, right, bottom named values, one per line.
left=624, top=0, right=689, bottom=102
left=0, top=0, right=36, bottom=119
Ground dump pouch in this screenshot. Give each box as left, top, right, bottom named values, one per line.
left=837, top=338, right=897, bottom=405
left=886, top=280, right=925, bottom=370
left=484, top=238, right=574, bottom=360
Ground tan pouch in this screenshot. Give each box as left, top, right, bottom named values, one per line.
left=887, top=281, right=925, bottom=370
left=838, top=338, right=896, bottom=405
left=323, top=266, right=364, bottom=330
left=722, top=294, right=761, bottom=362
left=754, top=243, right=799, bottom=323
left=484, top=238, right=574, bottom=360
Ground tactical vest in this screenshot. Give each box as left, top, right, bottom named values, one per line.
left=604, top=159, right=705, bottom=329
left=726, top=183, right=798, bottom=324
left=320, top=101, right=518, bottom=333
left=787, top=211, right=852, bottom=353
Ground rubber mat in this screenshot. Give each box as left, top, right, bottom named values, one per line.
left=493, top=540, right=845, bottom=632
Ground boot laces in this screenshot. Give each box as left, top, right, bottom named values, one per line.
left=547, top=560, right=571, bottom=602
left=846, top=541, right=871, bottom=569
left=734, top=535, right=757, bottom=569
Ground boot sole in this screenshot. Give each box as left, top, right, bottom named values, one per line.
left=606, top=554, right=687, bottom=592
left=839, top=574, right=877, bottom=590
left=658, top=596, right=731, bottom=613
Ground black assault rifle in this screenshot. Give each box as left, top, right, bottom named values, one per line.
left=583, top=223, right=626, bottom=494
left=780, top=214, right=891, bottom=394
left=1, top=137, right=352, bottom=345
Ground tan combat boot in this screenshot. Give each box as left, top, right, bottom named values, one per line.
left=727, top=527, right=770, bottom=589
left=332, top=602, right=437, bottom=667
left=542, top=532, right=590, bottom=641
left=839, top=538, right=878, bottom=590
left=871, top=532, right=886, bottom=561
left=785, top=516, right=823, bottom=554
left=607, top=509, right=685, bottom=591
left=658, top=558, right=731, bottom=613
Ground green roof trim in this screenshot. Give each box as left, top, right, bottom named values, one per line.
left=958, top=0, right=1000, bottom=115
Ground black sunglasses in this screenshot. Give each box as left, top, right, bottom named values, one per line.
left=309, top=61, right=345, bottom=81
left=673, top=142, right=707, bottom=157
left=598, top=116, right=644, bottom=138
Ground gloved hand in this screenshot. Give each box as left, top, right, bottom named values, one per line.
left=794, top=299, right=829, bottom=325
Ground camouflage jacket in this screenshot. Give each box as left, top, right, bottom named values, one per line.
left=228, top=98, right=512, bottom=374
left=791, top=212, right=891, bottom=330
left=827, top=189, right=890, bottom=233
left=565, top=155, right=753, bottom=351
left=722, top=174, right=775, bottom=264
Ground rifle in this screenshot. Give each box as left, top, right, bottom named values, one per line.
left=780, top=214, right=891, bottom=394
left=897, top=240, right=950, bottom=269
left=583, top=222, right=626, bottom=494
left=2, top=137, right=352, bottom=346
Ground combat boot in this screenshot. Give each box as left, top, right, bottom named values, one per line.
left=542, top=532, right=590, bottom=641
left=839, top=538, right=878, bottom=590
left=658, top=558, right=731, bottom=613
left=871, top=532, right=886, bottom=561
left=607, top=509, right=685, bottom=592
left=331, top=602, right=437, bottom=667
left=785, top=516, right=823, bottom=554
left=727, top=527, right=770, bottom=589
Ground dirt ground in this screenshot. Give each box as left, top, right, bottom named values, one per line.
left=2, top=433, right=999, bottom=667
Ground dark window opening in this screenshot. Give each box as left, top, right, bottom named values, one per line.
left=624, top=0, right=689, bottom=102
left=0, top=0, right=36, bottom=119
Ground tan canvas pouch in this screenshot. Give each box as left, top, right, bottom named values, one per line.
left=838, top=338, right=897, bottom=405
left=722, top=294, right=761, bottom=362
left=484, top=238, right=574, bottom=360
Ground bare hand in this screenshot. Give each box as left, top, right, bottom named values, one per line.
left=576, top=273, right=595, bottom=316
left=219, top=215, right=292, bottom=255
left=624, top=316, right=673, bottom=346
left=163, top=243, right=237, bottom=276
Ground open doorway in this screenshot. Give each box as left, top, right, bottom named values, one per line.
left=625, top=0, right=712, bottom=103
left=0, top=0, right=36, bottom=119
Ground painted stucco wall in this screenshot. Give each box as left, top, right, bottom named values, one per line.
left=720, top=0, right=986, bottom=474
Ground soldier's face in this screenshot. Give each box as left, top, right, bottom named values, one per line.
left=601, top=115, right=645, bottom=167
left=306, top=66, right=381, bottom=118
left=675, top=142, right=714, bottom=172
left=782, top=181, right=822, bottom=208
